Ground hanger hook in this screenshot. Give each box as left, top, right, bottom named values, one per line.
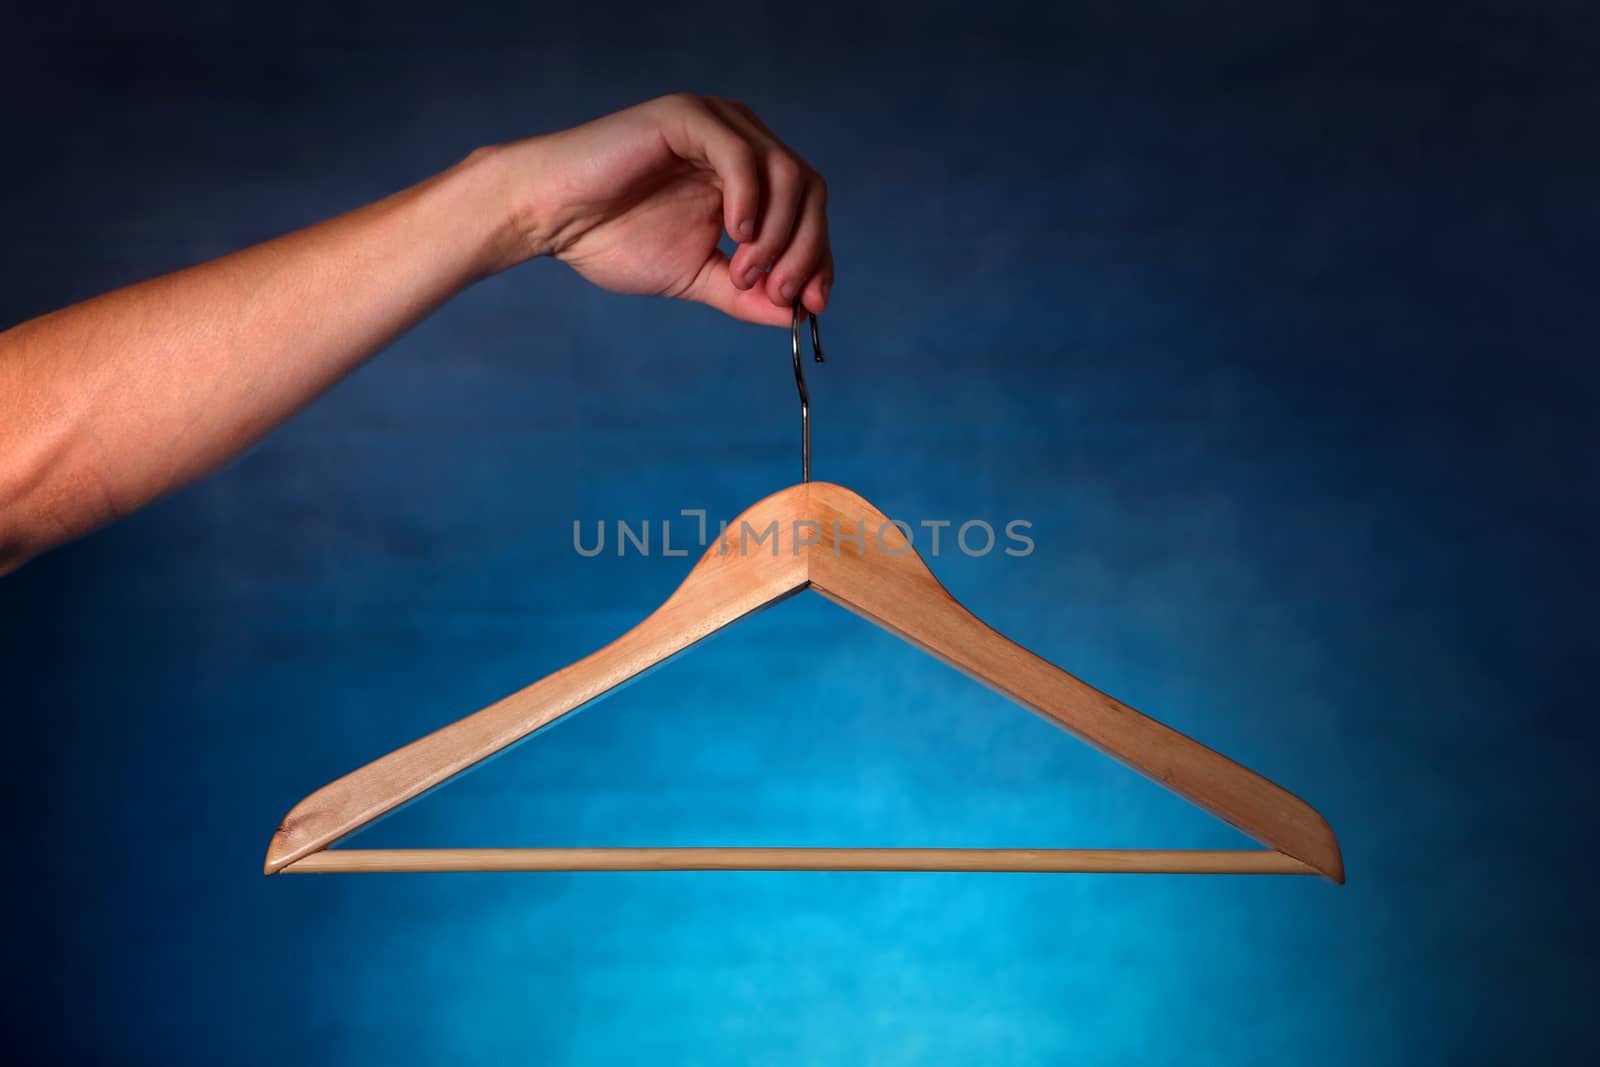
left=792, top=301, right=825, bottom=482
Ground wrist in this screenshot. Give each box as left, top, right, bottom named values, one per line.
left=469, top=136, right=579, bottom=270
left=441, top=141, right=560, bottom=278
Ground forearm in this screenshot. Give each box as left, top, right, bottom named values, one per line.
left=0, top=145, right=526, bottom=573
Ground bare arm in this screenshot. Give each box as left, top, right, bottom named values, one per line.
left=0, top=94, right=832, bottom=574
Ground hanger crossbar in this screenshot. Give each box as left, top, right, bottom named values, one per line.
left=279, top=848, right=1319, bottom=875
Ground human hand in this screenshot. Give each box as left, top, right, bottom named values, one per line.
left=496, top=94, right=834, bottom=327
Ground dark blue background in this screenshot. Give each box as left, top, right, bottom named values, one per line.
left=3, top=3, right=1596, bottom=1063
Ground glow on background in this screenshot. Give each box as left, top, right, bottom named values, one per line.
left=2, top=4, right=1595, bottom=1063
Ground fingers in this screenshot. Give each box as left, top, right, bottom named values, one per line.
left=679, top=250, right=803, bottom=328
left=732, top=153, right=805, bottom=293
left=656, top=93, right=833, bottom=319
left=801, top=249, right=835, bottom=315
left=653, top=94, right=761, bottom=244
left=704, top=99, right=802, bottom=293
left=766, top=176, right=831, bottom=314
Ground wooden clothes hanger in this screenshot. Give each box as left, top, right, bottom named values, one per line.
left=265, top=310, right=1344, bottom=882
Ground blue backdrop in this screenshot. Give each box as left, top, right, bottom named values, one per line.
left=3, top=3, right=1595, bottom=1063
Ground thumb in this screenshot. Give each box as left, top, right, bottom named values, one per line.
left=677, top=251, right=796, bottom=328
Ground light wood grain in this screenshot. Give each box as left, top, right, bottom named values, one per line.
left=806, top=483, right=1344, bottom=882
left=282, top=848, right=1319, bottom=875
left=266, top=482, right=1344, bottom=882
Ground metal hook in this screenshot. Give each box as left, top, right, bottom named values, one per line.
left=792, top=301, right=825, bottom=482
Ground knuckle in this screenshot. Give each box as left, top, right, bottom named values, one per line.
left=769, top=154, right=803, bottom=185
left=658, top=91, right=705, bottom=113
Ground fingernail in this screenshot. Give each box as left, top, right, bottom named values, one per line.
left=743, top=266, right=762, bottom=286
left=737, top=219, right=754, bottom=239
left=780, top=280, right=797, bottom=300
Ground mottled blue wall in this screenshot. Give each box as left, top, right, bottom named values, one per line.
left=3, top=3, right=1596, bottom=1063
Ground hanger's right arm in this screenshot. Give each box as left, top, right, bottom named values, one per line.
left=0, top=94, right=834, bottom=575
